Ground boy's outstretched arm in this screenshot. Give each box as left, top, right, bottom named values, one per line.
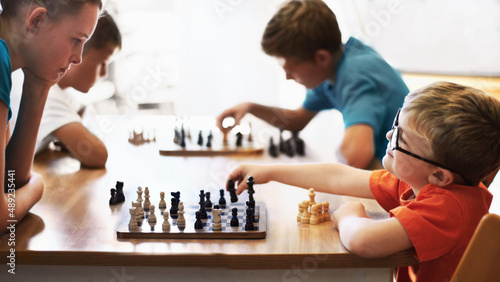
left=216, top=103, right=316, bottom=133
left=53, top=122, right=108, bottom=168
left=227, top=163, right=374, bottom=199
left=332, top=202, right=413, bottom=258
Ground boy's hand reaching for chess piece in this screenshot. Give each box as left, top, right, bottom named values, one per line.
left=227, top=164, right=272, bottom=194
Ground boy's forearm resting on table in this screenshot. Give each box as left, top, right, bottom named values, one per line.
left=335, top=212, right=413, bottom=258
left=232, top=163, right=374, bottom=199
left=1, top=172, right=44, bottom=232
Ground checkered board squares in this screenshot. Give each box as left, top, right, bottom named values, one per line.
left=117, top=202, right=267, bottom=239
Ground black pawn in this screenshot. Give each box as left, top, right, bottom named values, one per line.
left=235, top=132, right=243, bottom=147
left=285, top=137, right=295, bottom=157
left=247, top=176, right=255, bottom=203
left=227, top=178, right=238, bottom=203
left=115, top=181, right=125, bottom=203
left=205, top=192, right=212, bottom=209
left=206, top=131, right=213, bottom=148
left=246, top=201, right=256, bottom=223
left=194, top=211, right=204, bottom=230
left=109, top=188, right=118, bottom=205
left=197, top=130, right=203, bottom=146
left=218, top=189, right=227, bottom=208
left=269, top=137, right=279, bottom=157
left=244, top=207, right=255, bottom=231
left=179, top=127, right=186, bottom=148
left=279, top=127, right=286, bottom=153
left=230, top=207, right=239, bottom=227
left=293, top=131, right=305, bottom=156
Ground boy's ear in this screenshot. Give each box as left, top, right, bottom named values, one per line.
left=428, top=168, right=455, bottom=186
left=26, top=7, right=47, bottom=33
left=313, top=49, right=331, bottom=66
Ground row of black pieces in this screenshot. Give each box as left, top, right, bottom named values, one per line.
left=109, top=181, right=125, bottom=205
left=269, top=129, right=305, bottom=158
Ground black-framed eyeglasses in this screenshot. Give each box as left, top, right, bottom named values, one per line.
left=389, top=108, right=460, bottom=174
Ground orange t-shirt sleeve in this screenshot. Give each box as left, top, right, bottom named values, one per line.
left=369, top=170, right=402, bottom=212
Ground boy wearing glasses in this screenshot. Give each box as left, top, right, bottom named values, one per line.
left=226, top=82, right=500, bottom=282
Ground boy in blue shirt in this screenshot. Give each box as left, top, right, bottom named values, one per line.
left=216, top=0, right=408, bottom=169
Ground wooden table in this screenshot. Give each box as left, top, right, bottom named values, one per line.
left=0, top=116, right=417, bottom=280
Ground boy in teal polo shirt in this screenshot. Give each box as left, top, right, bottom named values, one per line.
left=216, top=0, right=408, bottom=169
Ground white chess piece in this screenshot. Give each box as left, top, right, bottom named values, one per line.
left=148, top=204, right=157, bottom=230
left=177, top=202, right=186, bottom=229
left=143, top=187, right=151, bottom=212
left=128, top=207, right=139, bottom=231
left=212, top=208, right=222, bottom=231
left=162, top=211, right=171, bottom=232
left=136, top=187, right=143, bottom=203
left=159, top=192, right=167, bottom=210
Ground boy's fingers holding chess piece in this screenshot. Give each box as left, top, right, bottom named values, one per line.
left=227, top=164, right=270, bottom=195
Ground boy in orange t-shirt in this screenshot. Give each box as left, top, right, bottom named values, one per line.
left=227, top=82, right=500, bottom=282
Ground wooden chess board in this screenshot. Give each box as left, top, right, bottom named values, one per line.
left=159, top=144, right=264, bottom=157
left=117, top=202, right=267, bottom=239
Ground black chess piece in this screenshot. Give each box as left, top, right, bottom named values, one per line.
left=269, top=137, right=279, bottom=157
left=285, top=137, right=296, bottom=157
left=227, top=178, right=238, bottom=203
left=293, top=131, right=305, bottom=156
left=246, top=201, right=257, bottom=223
left=199, top=190, right=208, bottom=219
left=170, top=191, right=181, bottom=218
left=279, top=127, right=286, bottom=153
left=179, top=128, right=186, bottom=148
left=230, top=207, right=239, bottom=227
left=205, top=192, right=213, bottom=209
left=235, top=132, right=243, bottom=147
left=218, top=189, right=227, bottom=208
left=244, top=207, right=255, bottom=231
left=109, top=188, right=118, bottom=205
left=206, top=131, right=213, bottom=148
left=115, top=181, right=125, bottom=203
left=197, top=130, right=203, bottom=146
left=247, top=176, right=255, bottom=203
left=173, top=127, right=180, bottom=144
left=194, top=211, right=204, bottom=230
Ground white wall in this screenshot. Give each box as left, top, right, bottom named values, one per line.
left=108, top=0, right=500, bottom=116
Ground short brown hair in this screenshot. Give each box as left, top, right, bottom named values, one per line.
left=0, top=0, right=103, bottom=20
left=402, top=82, right=500, bottom=185
left=83, top=12, right=121, bottom=55
left=261, top=0, right=342, bottom=61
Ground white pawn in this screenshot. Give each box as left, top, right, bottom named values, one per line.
left=310, top=205, right=320, bottom=225
left=212, top=207, right=222, bottom=231
left=297, top=202, right=304, bottom=222
left=143, top=187, right=151, bottom=212
left=318, top=203, right=325, bottom=223
left=128, top=207, right=139, bottom=231
left=323, top=201, right=331, bottom=221
left=162, top=211, right=171, bottom=232
left=148, top=204, right=157, bottom=231
left=177, top=202, right=186, bottom=229
left=159, top=192, right=167, bottom=210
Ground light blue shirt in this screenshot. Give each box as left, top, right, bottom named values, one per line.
left=303, top=37, right=409, bottom=160
left=0, top=39, right=12, bottom=121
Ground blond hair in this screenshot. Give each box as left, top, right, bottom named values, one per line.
left=261, top=0, right=341, bottom=61
left=402, top=81, right=500, bottom=185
